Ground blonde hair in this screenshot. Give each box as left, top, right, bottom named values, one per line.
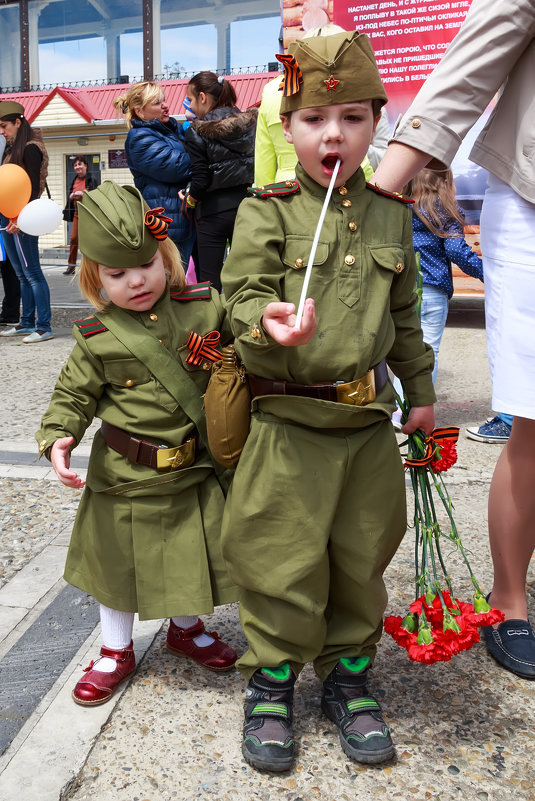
left=113, top=81, right=164, bottom=129
left=405, top=168, right=464, bottom=239
left=78, top=237, right=185, bottom=312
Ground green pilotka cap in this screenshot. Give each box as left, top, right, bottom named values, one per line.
left=277, top=30, right=387, bottom=114
left=78, top=181, right=159, bottom=268
left=0, top=101, right=25, bottom=118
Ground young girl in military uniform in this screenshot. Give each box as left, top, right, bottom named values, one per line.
left=37, top=182, right=237, bottom=706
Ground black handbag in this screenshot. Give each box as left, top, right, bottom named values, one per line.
left=62, top=204, right=74, bottom=222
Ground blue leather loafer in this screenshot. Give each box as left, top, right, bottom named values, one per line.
left=482, top=619, right=535, bottom=679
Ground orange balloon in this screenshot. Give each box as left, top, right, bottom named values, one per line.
left=0, top=163, right=32, bottom=219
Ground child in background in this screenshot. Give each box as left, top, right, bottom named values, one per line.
left=221, top=31, right=435, bottom=772
left=406, top=167, right=483, bottom=384
left=392, top=168, right=483, bottom=425
left=181, top=96, right=196, bottom=132
left=36, top=182, right=237, bottom=706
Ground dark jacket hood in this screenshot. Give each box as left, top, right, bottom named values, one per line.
left=190, top=107, right=258, bottom=149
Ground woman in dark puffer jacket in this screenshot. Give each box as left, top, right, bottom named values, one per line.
left=183, top=72, right=257, bottom=291
left=113, top=82, right=195, bottom=264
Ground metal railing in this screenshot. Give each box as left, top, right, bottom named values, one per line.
left=0, top=64, right=280, bottom=94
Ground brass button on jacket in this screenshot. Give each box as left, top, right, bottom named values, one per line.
left=251, top=324, right=262, bottom=339
left=395, top=262, right=404, bottom=273
left=342, top=199, right=352, bottom=208
left=338, top=185, right=348, bottom=196
left=294, top=258, right=304, bottom=269
left=344, top=255, right=355, bottom=266
left=125, top=378, right=135, bottom=387
left=149, top=313, right=158, bottom=321
left=411, top=118, right=422, bottom=129
left=348, top=221, right=357, bottom=232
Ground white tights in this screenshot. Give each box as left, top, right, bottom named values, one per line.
left=93, top=606, right=214, bottom=672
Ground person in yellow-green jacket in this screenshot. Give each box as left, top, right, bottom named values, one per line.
left=36, top=181, right=238, bottom=707
left=221, top=30, right=436, bottom=773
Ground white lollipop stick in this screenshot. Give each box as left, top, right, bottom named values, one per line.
left=295, top=158, right=341, bottom=329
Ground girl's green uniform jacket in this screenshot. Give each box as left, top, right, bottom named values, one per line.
left=36, top=284, right=237, bottom=620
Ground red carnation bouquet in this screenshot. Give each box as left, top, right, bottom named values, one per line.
left=386, top=261, right=504, bottom=664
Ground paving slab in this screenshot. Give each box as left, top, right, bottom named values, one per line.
left=1, top=292, right=534, bottom=801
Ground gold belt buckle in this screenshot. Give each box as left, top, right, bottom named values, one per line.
left=335, top=369, right=376, bottom=406
left=156, top=437, right=196, bottom=471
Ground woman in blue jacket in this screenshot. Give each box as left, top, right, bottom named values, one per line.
left=114, top=82, right=195, bottom=264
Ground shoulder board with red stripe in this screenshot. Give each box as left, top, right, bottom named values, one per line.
left=74, top=316, right=109, bottom=337
left=366, top=182, right=414, bottom=205
left=170, top=282, right=213, bottom=302
left=247, top=180, right=300, bottom=199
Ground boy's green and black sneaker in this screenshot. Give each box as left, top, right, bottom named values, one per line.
left=242, top=664, right=296, bottom=772
left=321, top=657, right=395, bottom=764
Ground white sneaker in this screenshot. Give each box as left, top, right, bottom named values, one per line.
left=22, top=330, right=55, bottom=343
left=466, top=416, right=511, bottom=443
left=0, top=326, right=35, bottom=337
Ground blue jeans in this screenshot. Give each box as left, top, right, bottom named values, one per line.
left=420, top=284, right=449, bottom=385
left=499, top=412, right=513, bottom=427
left=0, top=216, right=52, bottom=332
left=394, top=284, right=449, bottom=400
left=173, top=229, right=196, bottom=271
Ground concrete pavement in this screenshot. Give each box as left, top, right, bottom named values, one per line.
left=0, top=263, right=533, bottom=801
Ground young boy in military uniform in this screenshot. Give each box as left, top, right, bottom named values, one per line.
left=37, top=182, right=238, bottom=706
left=220, top=30, right=436, bottom=772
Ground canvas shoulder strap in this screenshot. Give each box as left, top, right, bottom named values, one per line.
left=94, top=308, right=208, bottom=442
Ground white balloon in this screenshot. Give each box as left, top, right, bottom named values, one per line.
left=17, top=198, right=63, bottom=236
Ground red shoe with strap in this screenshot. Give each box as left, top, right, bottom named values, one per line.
left=166, top=619, right=237, bottom=672
left=72, top=641, right=136, bottom=706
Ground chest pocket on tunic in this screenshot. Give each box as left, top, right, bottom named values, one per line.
left=103, top=357, right=179, bottom=412
left=368, top=245, right=406, bottom=286
left=103, top=358, right=151, bottom=388
left=281, top=236, right=330, bottom=294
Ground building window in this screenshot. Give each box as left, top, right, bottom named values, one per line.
left=0, top=3, right=21, bottom=91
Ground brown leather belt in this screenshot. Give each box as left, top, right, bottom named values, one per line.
left=100, top=421, right=197, bottom=472
left=248, top=359, right=388, bottom=406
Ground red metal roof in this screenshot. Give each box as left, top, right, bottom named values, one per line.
left=0, top=73, right=278, bottom=123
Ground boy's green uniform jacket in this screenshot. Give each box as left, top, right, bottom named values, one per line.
left=35, top=285, right=237, bottom=619
left=222, top=164, right=436, bottom=429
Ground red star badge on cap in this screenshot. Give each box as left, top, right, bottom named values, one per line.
left=324, top=75, right=339, bottom=91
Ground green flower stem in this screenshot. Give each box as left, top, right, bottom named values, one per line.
left=411, top=472, right=426, bottom=597
left=423, top=475, right=454, bottom=593
left=396, top=250, right=487, bottom=620
left=416, top=464, right=439, bottom=591
left=409, top=434, right=456, bottom=602
left=429, top=469, right=483, bottom=594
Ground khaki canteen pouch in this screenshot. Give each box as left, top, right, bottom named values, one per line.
left=204, top=344, right=251, bottom=470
